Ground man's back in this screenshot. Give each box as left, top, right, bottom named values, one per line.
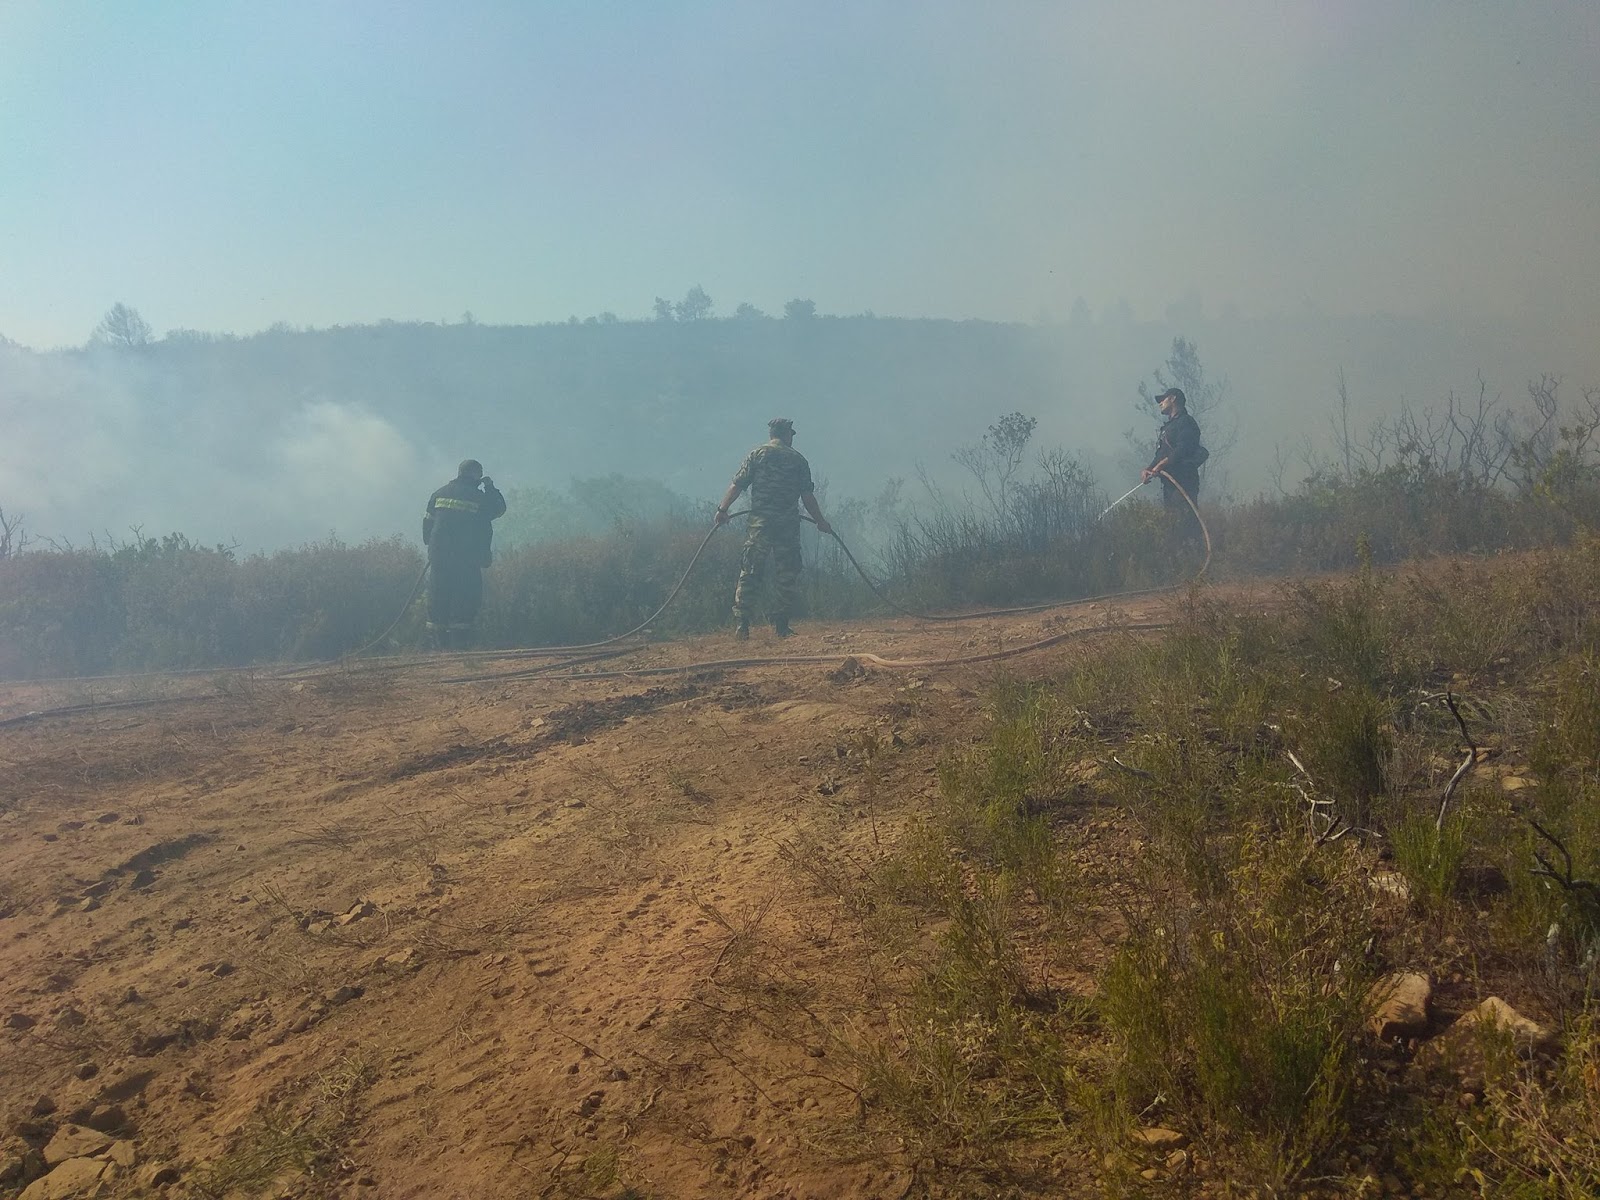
left=734, top=441, right=814, bottom=520
left=425, top=477, right=505, bottom=563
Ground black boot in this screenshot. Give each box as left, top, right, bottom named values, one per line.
left=773, top=618, right=793, bottom=638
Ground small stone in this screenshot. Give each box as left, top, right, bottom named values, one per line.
left=18, top=1156, right=106, bottom=1199
left=375, top=946, right=420, bottom=971
left=118, top=987, right=141, bottom=1006
left=84, top=1105, right=127, bottom=1134
left=31, top=1095, right=58, bottom=1117
left=1140, top=1167, right=1161, bottom=1180
left=95, top=813, right=120, bottom=825
left=76, top=897, right=100, bottom=913
left=336, top=900, right=377, bottom=927
left=55, top=1006, right=87, bottom=1028
left=1454, top=996, right=1556, bottom=1051
left=577, top=1090, right=605, bottom=1116
left=1500, top=775, right=1535, bottom=792
left=42, top=1125, right=113, bottom=1166
left=210, top=961, right=234, bottom=978
left=170, top=917, right=192, bottom=931
left=5, top=1012, right=37, bottom=1030
left=324, top=985, right=364, bottom=1006
left=104, top=1141, right=136, bottom=1169
left=130, top=869, right=156, bottom=889
left=1131, top=1127, right=1188, bottom=1150
left=74, top=1063, right=97, bottom=1081
left=138, top=1163, right=180, bottom=1187
left=1366, top=972, right=1431, bottom=1041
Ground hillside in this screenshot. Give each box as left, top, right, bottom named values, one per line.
left=6, top=308, right=1593, bottom=553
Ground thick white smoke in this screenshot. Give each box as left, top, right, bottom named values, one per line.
left=0, top=346, right=430, bottom=553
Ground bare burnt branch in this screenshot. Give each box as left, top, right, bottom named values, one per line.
left=1435, top=690, right=1478, bottom=832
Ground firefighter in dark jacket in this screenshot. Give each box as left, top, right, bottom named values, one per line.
left=1141, top=387, right=1205, bottom=543
left=422, top=459, right=506, bottom=649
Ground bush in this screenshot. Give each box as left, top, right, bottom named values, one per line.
left=2, top=438, right=1598, bottom=679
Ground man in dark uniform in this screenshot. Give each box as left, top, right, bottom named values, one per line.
left=422, top=459, right=506, bottom=649
left=1141, top=387, right=1205, bottom=545
left=713, top=417, right=832, bottom=639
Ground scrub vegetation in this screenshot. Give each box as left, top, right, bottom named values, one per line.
left=791, top=542, right=1600, bottom=1195
left=2, top=368, right=1597, bottom=680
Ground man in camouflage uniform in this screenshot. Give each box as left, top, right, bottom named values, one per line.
left=714, top=417, right=832, bottom=639
left=422, top=459, right=506, bottom=649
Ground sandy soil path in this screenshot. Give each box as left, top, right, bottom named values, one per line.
left=0, top=584, right=1270, bottom=1198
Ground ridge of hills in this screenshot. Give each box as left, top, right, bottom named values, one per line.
left=4, top=310, right=1593, bottom=551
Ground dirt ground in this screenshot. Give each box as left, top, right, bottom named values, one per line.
left=0, top=587, right=1264, bottom=1199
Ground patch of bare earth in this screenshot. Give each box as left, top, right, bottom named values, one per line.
left=0, top=590, right=1241, bottom=1198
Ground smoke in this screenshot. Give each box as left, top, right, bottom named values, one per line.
left=0, top=345, right=429, bottom=553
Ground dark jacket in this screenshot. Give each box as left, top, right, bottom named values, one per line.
left=1149, top=411, right=1204, bottom=488
left=423, top=477, right=506, bottom=567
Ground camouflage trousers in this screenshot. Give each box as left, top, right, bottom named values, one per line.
left=733, top=517, right=803, bottom=621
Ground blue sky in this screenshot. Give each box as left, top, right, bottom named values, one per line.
left=1, top=1, right=1597, bottom=349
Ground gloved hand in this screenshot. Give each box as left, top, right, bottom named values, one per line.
left=480, top=476, right=495, bottom=490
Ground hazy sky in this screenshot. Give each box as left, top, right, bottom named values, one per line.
left=2, top=1, right=1597, bottom=350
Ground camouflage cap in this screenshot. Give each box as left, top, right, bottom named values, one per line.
left=768, top=417, right=796, bottom=436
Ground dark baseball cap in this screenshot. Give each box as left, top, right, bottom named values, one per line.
left=1154, top=388, right=1186, bottom=406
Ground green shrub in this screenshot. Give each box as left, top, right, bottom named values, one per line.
left=1390, top=810, right=1470, bottom=912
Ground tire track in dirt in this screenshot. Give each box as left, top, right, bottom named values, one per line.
left=0, top=592, right=1214, bottom=1197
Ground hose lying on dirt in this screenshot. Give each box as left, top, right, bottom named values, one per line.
left=444, top=619, right=1174, bottom=685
